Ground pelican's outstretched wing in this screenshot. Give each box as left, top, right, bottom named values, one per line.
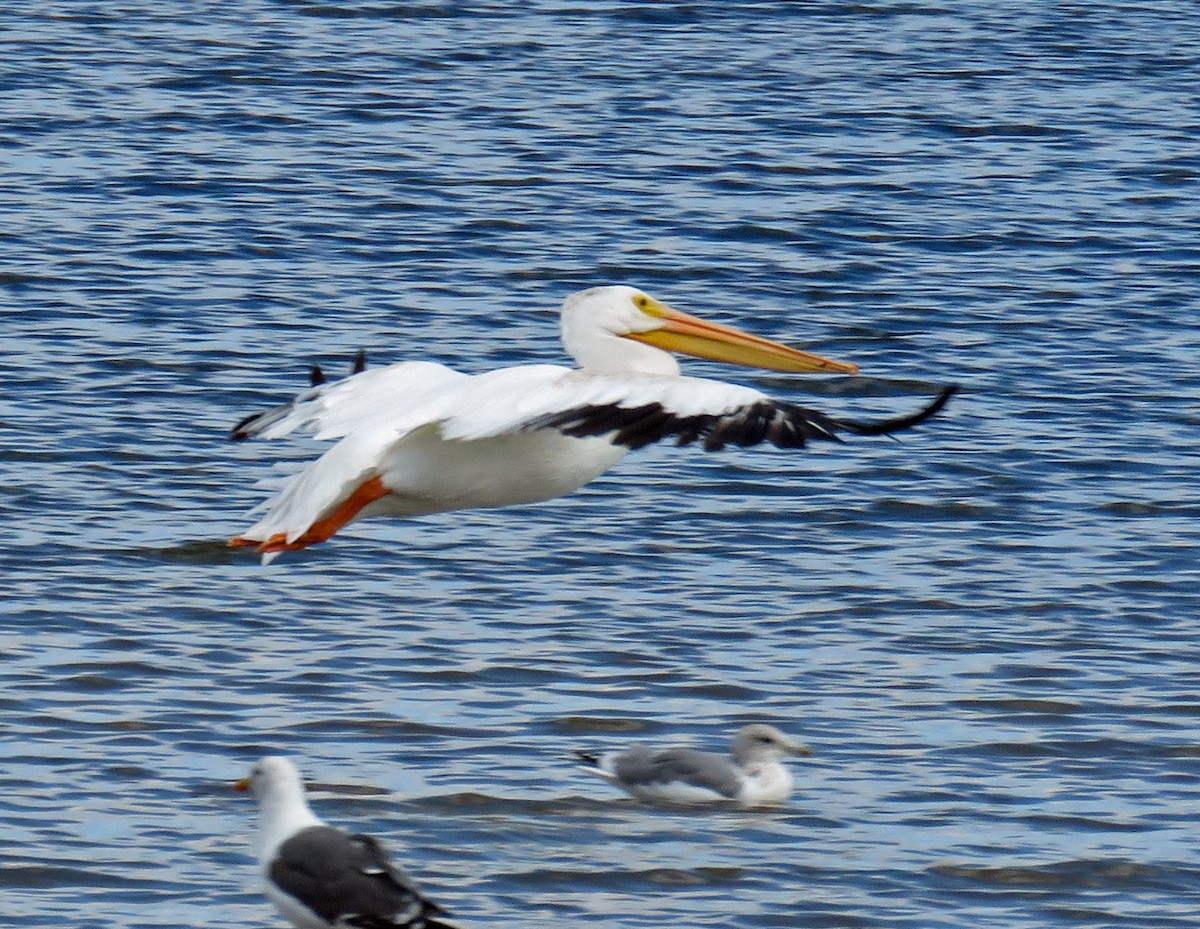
left=527, top=381, right=958, bottom=450
left=231, top=361, right=469, bottom=442
left=434, top=368, right=957, bottom=451
left=229, top=363, right=954, bottom=560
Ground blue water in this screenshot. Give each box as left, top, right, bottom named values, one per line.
left=3, top=2, right=1199, bottom=927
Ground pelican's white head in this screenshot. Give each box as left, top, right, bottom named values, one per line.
left=560, top=285, right=859, bottom=377
left=560, top=285, right=680, bottom=375
left=731, top=724, right=814, bottom=764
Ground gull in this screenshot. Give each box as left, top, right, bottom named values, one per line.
left=575, top=723, right=813, bottom=806
left=236, top=756, right=462, bottom=929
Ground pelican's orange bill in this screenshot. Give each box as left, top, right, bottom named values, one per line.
left=626, top=297, right=859, bottom=374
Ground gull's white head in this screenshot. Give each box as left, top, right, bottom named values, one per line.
left=235, top=756, right=307, bottom=809
left=560, top=285, right=859, bottom=377
left=731, top=724, right=814, bottom=764
left=235, top=756, right=322, bottom=858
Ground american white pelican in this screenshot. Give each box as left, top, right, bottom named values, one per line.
left=575, top=724, right=813, bottom=807
left=236, top=757, right=462, bottom=929
left=229, top=285, right=955, bottom=560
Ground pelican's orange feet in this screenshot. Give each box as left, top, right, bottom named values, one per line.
left=228, top=475, right=390, bottom=555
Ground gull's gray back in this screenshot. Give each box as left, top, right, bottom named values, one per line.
left=613, top=746, right=743, bottom=798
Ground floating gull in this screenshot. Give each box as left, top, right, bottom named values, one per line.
left=229, top=285, right=956, bottom=560
left=236, top=756, right=462, bottom=929
left=575, top=723, right=813, bottom=806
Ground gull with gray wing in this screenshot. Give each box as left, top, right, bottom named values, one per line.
left=575, top=723, right=813, bottom=807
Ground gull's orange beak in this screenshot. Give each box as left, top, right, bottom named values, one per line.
left=233, top=776, right=251, bottom=792
left=624, top=296, right=859, bottom=375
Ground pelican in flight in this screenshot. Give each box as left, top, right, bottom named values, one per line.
left=229, top=285, right=954, bottom=561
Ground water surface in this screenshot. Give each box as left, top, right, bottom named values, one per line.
left=3, top=2, right=1199, bottom=927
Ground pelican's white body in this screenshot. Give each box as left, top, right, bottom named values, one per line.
left=236, top=361, right=764, bottom=550
left=364, top=426, right=626, bottom=518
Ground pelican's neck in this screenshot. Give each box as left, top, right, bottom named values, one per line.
left=255, top=781, right=323, bottom=863
left=562, top=326, right=681, bottom=375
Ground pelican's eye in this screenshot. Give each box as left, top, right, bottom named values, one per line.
left=632, top=293, right=666, bottom=318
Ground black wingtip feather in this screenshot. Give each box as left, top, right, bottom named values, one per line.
left=522, top=386, right=957, bottom=453
left=836, top=385, right=959, bottom=437
left=310, top=363, right=326, bottom=387
left=352, top=349, right=367, bottom=374
left=230, top=412, right=261, bottom=441
left=614, top=408, right=678, bottom=449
